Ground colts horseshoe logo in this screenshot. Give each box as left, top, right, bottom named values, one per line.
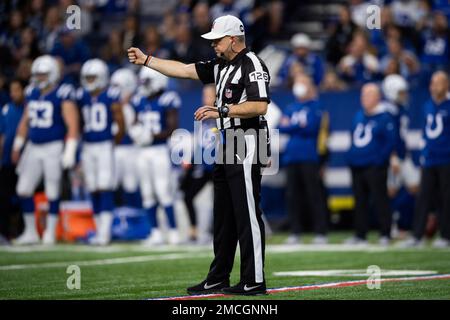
left=425, top=113, right=443, bottom=139
left=353, top=122, right=373, bottom=147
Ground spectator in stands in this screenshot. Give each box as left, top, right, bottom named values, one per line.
left=0, top=10, right=24, bottom=49
left=170, top=24, right=197, bottom=63
left=13, top=27, right=41, bottom=63
left=278, top=33, right=324, bottom=87
left=210, top=0, right=245, bottom=21
left=160, top=10, right=178, bottom=44
left=432, top=0, right=450, bottom=20
left=390, top=0, right=425, bottom=29
left=320, top=69, right=348, bottom=92
left=15, top=59, right=33, bottom=84
left=101, top=30, right=125, bottom=73
left=40, top=6, right=63, bottom=53
left=245, top=0, right=284, bottom=53
left=349, top=0, right=371, bottom=28
left=403, top=71, right=450, bottom=248
left=368, top=7, right=395, bottom=58
left=279, top=74, right=328, bottom=245
left=50, top=27, right=91, bottom=84
left=338, top=32, right=380, bottom=85
left=325, top=4, right=357, bottom=66
left=420, top=11, right=450, bottom=78
left=191, top=2, right=215, bottom=61
left=380, top=37, right=420, bottom=80
left=122, top=15, right=141, bottom=51
left=142, top=25, right=171, bottom=60
left=346, top=83, right=396, bottom=245
left=26, top=0, right=46, bottom=37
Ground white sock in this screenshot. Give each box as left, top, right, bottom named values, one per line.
left=23, top=214, right=37, bottom=236
left=94, top=215, right=101, bottom=233
left=45, top=215, right=58, bottom=237
left=99, top=212, right=113, bottom=240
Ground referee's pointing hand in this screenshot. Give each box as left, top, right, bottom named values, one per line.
left=194, top=105, right=219, bottom=121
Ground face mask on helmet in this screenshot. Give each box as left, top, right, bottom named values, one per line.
left=137, top=68, right=168, bottom=97
left=31, top=55, right=60, bottom=90
left=137, top=78, right=157, bottom=97
left=293, top=83, right=308, bottom=99
left=82, top=74, right=101, bottom=92
left=81, top=59, right=109, bottom=93
left=32, top=72, right=50, bottom=89
left=382, top=75, right=408, bottom=105
left=111, top=69, right=137, bottom=99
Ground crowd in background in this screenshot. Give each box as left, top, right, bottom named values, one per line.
left=1, top=0, right=449, bottom=97
left=1, top=0, right=450, bottom=246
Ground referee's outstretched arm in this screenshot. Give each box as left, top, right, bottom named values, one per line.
left=128, top=47, right=268, bottom=121
left=127, top=47, right=199, bottom=80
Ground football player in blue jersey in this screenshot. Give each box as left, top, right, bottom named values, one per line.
left=405, top=71, right=450, bottom=248
left=110, top=68, right=141, bottom=209
left=12, top=55, right=80, bottom=245
left=346, top=83, right=396, bottom=246
left=78, top=59, right=125, bottom=245
left=129, top=67, right=181, bottom=245
left=382, top=75, right=420, bottom=237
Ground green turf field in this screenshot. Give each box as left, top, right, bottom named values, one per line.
left=1, top=232, right=450, bottom=300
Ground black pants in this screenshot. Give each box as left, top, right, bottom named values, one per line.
left=206, top=133, right=265, bottom=284
left=180, top=165, right=212, bottom=227
left=286, top=162, right=328, bottom=235
left=351, top=165, right=392, bottom=239
left=413, top=164, right=450, bottom=240
left=0, top=165, right=21, bottom=238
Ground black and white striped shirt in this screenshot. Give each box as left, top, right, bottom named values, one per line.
left=195, top=48, right=271, bottom=130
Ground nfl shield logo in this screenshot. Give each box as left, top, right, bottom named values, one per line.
left=225, top=88, right=232, bottom=99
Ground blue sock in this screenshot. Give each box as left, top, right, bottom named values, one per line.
left=91, top=193, right=101, bottom=215
left=146, top=205, right=158, bottom=229
left=48, top=200, right=60, bottom=215
left=164, top=205, right=176, bottom=229
left=123, top=191, right=142, bottom=209
left=99, top=191, right=114, bottom=212
left=20, top=197, right=34, bottom=214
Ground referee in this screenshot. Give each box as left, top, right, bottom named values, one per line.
left=128, top=15, right=270, bottom=295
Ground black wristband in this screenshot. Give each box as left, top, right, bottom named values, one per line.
left=143, top=55, right=150, bottom=66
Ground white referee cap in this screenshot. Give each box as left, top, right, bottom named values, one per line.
left=201, top=15, right=245, bottom=40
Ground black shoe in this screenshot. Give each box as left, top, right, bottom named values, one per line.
left=187, top=279, right=230, bottom=295
left=222, top=282, right=267, bottom=296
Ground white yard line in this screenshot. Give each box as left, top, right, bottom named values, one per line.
left=273, top=269, right=438, bottom=277
left=2, top=243, right=445, bottom=254
left=0, top=252, right=212, bottom=271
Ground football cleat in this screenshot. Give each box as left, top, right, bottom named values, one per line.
left=432, top=238, right=449, bottom=248
left=167, top=229, right=181, bottom=245
left=142, top=228, right=165, bottom=246
left=14, top=231, right=40, bottom=245
left=187, top=279, right=230, bottom=295
left=222, top=282, right=267, bottom=296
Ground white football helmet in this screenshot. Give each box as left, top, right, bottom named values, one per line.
left=111, top=68, right=138, bottom=100
left=138, top=67, right=169, bottom=97
left=31, top=55, right=60, bottom=90
left=81, top=59, right=109, bottom=92
left=382, top=74, right=409, bottom=104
